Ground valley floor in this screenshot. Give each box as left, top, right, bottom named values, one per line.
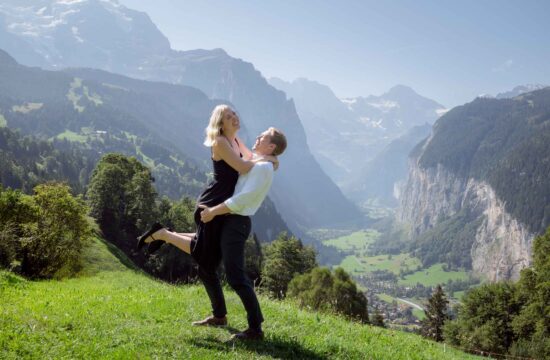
left=321, top=230, right=478, bottom=328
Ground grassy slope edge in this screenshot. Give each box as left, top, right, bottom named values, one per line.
left=0, top=237, right=479, bottom=359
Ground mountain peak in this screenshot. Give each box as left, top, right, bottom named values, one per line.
left=385, top=85, right=418, bottom=97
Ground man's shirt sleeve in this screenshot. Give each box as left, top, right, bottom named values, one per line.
left=224, top=162, right=273, bottom=216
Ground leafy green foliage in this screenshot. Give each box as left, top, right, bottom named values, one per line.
left=509, top=228, right=550, bottom=359
left=0, top=127, right=94, bottom=194
left=288, top=267, right=369, bottom=323
left=262, top=232, right=317, bottom=298
left=444, top=227, right=550, bottom=358
left=87, top=153, right=157, bottom=242
left=412, top=209, right=482, bottom=269
left=444, top=282, right=520, bottom=354
left=421, top=285, right=449, bottom=342
left=0, top=183, right=93, bottom=278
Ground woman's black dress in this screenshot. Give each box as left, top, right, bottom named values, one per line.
left=191, top=153, right=240, bottom=270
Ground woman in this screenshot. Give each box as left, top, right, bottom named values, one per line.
left=137, top=104, right=275, bottom=265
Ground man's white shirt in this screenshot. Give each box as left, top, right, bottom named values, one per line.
left=224, top=161, right=274, bottom=216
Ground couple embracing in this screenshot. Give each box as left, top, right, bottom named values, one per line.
left=137, top=104, right=287, bottom=341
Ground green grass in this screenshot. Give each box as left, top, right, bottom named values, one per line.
left=452, top=291, right=466, bottom=301
left=0, top=114, right=6, bottom=127
left=398, top=264, right=469, bottom=287
left=54, top=130, right=88, bottom=143
left=339, top=253, right=421, bottom=276
left=412, top=309, right=425, bottom=321
left=323, top=230, right=380, bottom=252
left=0, top=238, right=479, bottom=359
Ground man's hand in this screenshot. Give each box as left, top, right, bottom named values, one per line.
left=198, top=204, right=215, bottom=223
left=254, top=155, right=279, bottom=171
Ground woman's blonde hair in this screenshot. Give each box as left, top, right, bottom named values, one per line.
left=204, top=104, right=231, bottom=147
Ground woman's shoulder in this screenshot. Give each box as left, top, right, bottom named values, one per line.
left=212, top=136, right=228, bottom=148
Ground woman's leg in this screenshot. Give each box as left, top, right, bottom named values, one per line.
left=145, top=229, right=195, bottom=254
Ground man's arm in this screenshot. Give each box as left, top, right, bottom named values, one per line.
left=198, top=203, right=231, bottom=223
left=199, top=163, right=273, bottom=223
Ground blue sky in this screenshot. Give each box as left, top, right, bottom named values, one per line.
left=120, top=0, right=550, bottom=107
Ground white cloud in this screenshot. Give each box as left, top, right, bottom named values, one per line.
left=492, top=59, right=514, bottom=73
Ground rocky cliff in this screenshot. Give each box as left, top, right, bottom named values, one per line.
left=398, top=89, right=550, bottom=281
left=399, top=157, right=533, bottom=281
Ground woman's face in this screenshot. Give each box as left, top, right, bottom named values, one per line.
left=221, top=108, right=240, bottom=134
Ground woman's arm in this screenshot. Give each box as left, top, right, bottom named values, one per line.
left=236, top=136, right=254, bottom=161
left=212, top=137, right=255, bottom=174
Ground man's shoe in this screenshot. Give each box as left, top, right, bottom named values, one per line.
left=191, top=315, right=227, bottom=327
left=230, top=328, right=264, bottom=341
left=137, top=222, right=164, bottom=250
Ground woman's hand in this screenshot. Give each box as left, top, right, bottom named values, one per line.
left=254, top=155, right=279, bottom=170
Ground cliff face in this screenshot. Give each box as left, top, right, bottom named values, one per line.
left=399, top=153, right=533, bottom=281
left=398, top=89, right=550, bottom=281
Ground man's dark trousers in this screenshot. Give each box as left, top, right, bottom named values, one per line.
left=198, top=214, right=264, bottom=330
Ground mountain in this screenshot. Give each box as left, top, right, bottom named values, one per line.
left=0, top=0, right=361, bottom=230
left=398, top=87, right=550, bottom=280
left=0, top=49, right=288, bottom=242
left=268, top=78, right=445, bottom=206
left=343, top=85, right=446, bottom=136
left=347, top=124, right=432, bottom=206
left=496, top=84, right=547, bottom=99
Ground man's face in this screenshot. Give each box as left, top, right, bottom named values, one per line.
left=252, top=130, right=276, bottom=155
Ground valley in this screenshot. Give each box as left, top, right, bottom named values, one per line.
left=319, top=229, right=480, bottom=329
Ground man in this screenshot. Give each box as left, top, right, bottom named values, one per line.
left=137, top=127, right=286, bottom=339
left=193, top=127, right=287, bottom=340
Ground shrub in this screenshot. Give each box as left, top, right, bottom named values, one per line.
left=0, top=183, right=93, bottom=278
left=288, top=267, right=369, bottom=323
left=19, top=183, right=93, bottom=278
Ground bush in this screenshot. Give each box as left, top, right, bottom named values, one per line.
left=288, top=267, right=369, bottom=323
left=0, top=183, right=93, bottom=278
left=20, top=183, right=93, bottom=278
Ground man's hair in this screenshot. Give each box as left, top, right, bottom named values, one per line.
left=267, top=127, right=287, bottom=156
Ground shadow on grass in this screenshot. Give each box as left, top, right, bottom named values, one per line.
left=100, top=237, right=140, bottom=271
left=188, top=334, right=329, bottom=360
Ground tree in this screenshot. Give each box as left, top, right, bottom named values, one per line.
left=443, top=282, right=520, bottom=354
left=288, top=267, right=369, bottom=323
left=421, top=285, right=449, bottom=342
left=510, top=227, right=550, bottom=359
left=1, top=183, right=93, bottom=279
left=262, top=232, right=316, bottom=298
left=145, top=195, right=197, bottom=283
left=87, top=153, right=156, bottom=244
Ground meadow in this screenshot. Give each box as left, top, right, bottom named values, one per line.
left=0, top=237, right=480, bottom=359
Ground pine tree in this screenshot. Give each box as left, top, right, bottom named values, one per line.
left=421, top=285, right=449, bottom=342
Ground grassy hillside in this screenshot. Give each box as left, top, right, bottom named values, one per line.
left=0, top=238, right=479, bottom=359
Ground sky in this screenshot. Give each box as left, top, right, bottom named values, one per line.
left=120, top=0, right=550, bottom=107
